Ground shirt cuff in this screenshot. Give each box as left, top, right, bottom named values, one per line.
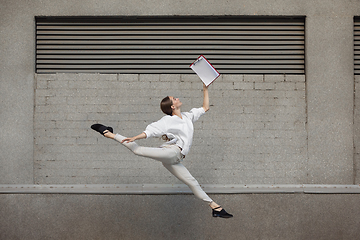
left=143, top=130, right=151, bottom=139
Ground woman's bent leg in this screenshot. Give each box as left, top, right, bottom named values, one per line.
left=162, top=162, right=213, bottom=203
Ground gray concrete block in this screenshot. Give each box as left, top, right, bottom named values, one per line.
left=149, top=81, right=172, bottom=89
left=36, top=79, right=48, bottom=89
left=244, top=74, right=263, bottom=82
left=56, top=73, right=77, bottom=81
left=140, top=74, right=160, bottom=82
left=35, top=74, right=56, bottom=81
left=34, top=120, right=56, bottom=130
left=98, top=74, right=117, bottom=81
left=119, top=74, right=139, bottom=82
left=255, top=82, right=275, bottom=90
left=177, top=81, right=193, bottom=90
left=35, top=95, right=47, bottom=105
left=355, top=75, right=360, bottom=83
left=47, top=80, right=69, bottom=89
left=211, top=82, right=234, bottom=90
left=77, top=73, right=104, bottom=80
left=160, top=74, right=181, bottom=82
left=234, top=81, right=254, bottom=90
left=35, top=89, right=56, bottom=97
left=295, top=82, right=306, bottom=91
left=285, top=74, right=306, bottom=82
left=181, top=74, right=202, bottom=83
left=356, top=83, right=360, bottom=98
left=264, top=74, right=285, bottom=82
left=222, top=74, right=243, bottom=82
left=47, top=96, right=68, bottom=105
left=275, top=82, right=296, bottom=91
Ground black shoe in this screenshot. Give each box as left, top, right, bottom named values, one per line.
left=212, top=207, right=233, bottom=218
left=91, top=124, right=113, bottom=136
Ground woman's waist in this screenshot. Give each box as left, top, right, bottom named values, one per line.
left=161, top=144, right=185, bottom=158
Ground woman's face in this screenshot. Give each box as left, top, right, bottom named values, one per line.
left=169, top=96, right=182, bottom=110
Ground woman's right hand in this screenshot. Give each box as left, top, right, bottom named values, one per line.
left=121, top=132, right=147, bottom=143
left=121, top=137, right=136, bottom=143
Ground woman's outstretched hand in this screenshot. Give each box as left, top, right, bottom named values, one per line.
left=121, top=137, right=136, bottom=143
left=121, top=132, right=147, bottom=143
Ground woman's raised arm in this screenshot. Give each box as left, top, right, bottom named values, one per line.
left=202, top=83, right=210, bottom=112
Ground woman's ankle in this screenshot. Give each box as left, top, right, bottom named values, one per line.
left=209, top=201, right=221, bottom=209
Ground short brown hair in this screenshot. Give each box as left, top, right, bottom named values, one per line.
left=160, top=96, right=173, bottom=115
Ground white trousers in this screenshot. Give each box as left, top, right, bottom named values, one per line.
left=114, top=134, right=213, bottom=203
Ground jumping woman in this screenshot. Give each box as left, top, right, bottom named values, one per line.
left=91, top=83, right=233, bottom=218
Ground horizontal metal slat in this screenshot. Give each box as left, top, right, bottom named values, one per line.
left=36, top=25, right=305, bottom=31
left=37, top=59, right=304, bottom=65
left=37, top=64, right=304, bottom=69
left=36, top=18, right=304, bottom=26
left=36, top=30, right=304, bottom=36
left=37, top=49, right=304, bottom=55
left=37, top=54, right=304, bottom=60
left=37, top=40, right=304, bottom=45
left=36, top=69, right=304, bottom=74
left=37, top=35, right=304, bottom=40
left=36, top=22, right=304, bottom=26
left=36, top=45, right=303, bottom=51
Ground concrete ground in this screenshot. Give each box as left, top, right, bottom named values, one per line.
left=1, top=193, right=359, bottom=240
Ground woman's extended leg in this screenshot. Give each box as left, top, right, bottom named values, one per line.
left=162, top=162, right=213, bottom=203
left=163, top=162, right=233, bottom=218
left=114, top=133, right=181, bottom=165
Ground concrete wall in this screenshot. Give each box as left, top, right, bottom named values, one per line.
left=1, top=0, right=358, bottom=185
left=1, top=0, right=360, bottom=239
left=355, top=75, right=360, bottom=183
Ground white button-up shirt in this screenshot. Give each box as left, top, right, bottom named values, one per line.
left=143, top=107, right=206, bottom=156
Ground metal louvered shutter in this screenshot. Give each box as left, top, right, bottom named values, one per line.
left=355, top=17, right=360, bottom=75
left=36, top=16, right=305, bottom=74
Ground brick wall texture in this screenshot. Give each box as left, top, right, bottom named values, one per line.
left=34, top=73, right=307, bottom=185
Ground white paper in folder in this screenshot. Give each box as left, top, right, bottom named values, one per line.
left=190, top=55, right=220, bottom=86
